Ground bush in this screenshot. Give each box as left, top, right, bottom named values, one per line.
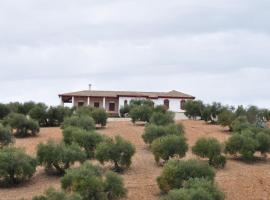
left=218, top=109, right=235, bottom=131
left=231, top=116, right=250, bottom=132
left=119, top=105, right=130, bottom=117
left=61, top=162, right=126, bottom=200
left=62, top=115, right=95, bottom=131
left=225, top=133, right=258, bottom=161
left=0, top=147, right=36, bottom=186
left=29, top=103, right=48, bottom=127
left=91, top=108, right=107, bottom=127
left=149, top=111, right=175, bottom=126
left=63, top=127, right=104, bottom=158
left=256, top=132, right=270, bottom=156
left=192, top=138, right=226, bottom=168
left=0, top=124, right=13, bottom=148
left=96, top=136, right=136, bottom=171
left=47, top=106, right=73, bottom=127
left=163, top=178, right=224, bottom=200
left=142, top=123, right=184, bottom=145
left=4, top=113, right=40, bottom=137
left=0, top=103, right=10, bottom=120
left=37, top=140, right=86, bottom=175
left=151, top=135, right=188, bottom=164
left=129, top=105, right=153, bottom=123
left=183, top=100, right=204, bottom=119
left=157, top=159, right=215, bottom=193
left=32, top=188, right=82, bottom=200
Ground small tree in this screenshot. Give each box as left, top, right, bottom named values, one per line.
left=47, top=106, right=73, bottom=127
left=256, top=132, right=270, bottom=157
left=96, top=136, right=136, bottom=171
left=163, top=178, right=225, bottom=200
left=0, top=147, right=36, bottom=186
left=37, top=140, right=87, bottom=175
left=151, top=135, right=188, bottom=164
left=149, top=111, right=175, bottom=126
left=142, top=123, right=184, bottom=145
left=119, top=105, right=130, bottom=117
left=0, top=124, right=13, bottom=148
left=192, top=138, right=226, bottom=168
left=29, top=103, right=48, bottom=127
left=63, top=127, right=104, bottom=158
left=4, top=113, right=39, bottom=137
left=61, top=162, right=126, bottom=200
left=62, top=115, right=95, bottom=131
left=91, top=108, right=107, bottom=127
left=218, top=109, right=235, bottom=131
left=33, top=188, right=82, bottom=200
left=0, top=103, right=10, bottom=120
left=129, top=105, right=153, bottom=123
left=157, top=159, right=215, bottom=193
left=231, top=116, right=250, bottom=132
left=183, top=100, right=204, bottom=120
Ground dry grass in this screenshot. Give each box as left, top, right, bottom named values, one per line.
left=0, top=120, right=270, bottom=200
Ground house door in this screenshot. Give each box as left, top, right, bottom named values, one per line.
left=109, top=102, right=115, bottom=111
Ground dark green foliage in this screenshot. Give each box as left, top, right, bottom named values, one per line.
left=29, top=103, right=48, bottom=126
left=19, top=101, right=36, bottom=115
left=62, top=115, right=95, bottom=131
left=151, top=135, right=188, bottom=164
left=142, top=123, right=184, bottom=145
left=47, top=106, right=73, bottom=127
left=218, top=109, right=236, bottom=130
left=91, top=108, right=107, bottom=127
left=256, top=132, right=270, bottom=155
left=0, top=103, right=11, bottom=120
left=37, top=140, right=87, bottom=175
left=231, top=116, right=250, bottom=132
left=62, top=127, right=104, bottom=158
left=96, top=136, right=136, bottom=171
left=32, top=188, right=82, bottom=200
left=129, top=105, right=153, bottom=123
left=61, top=162, right=126, bottom=200
left=183, top=100, right=204, bottom=119
left=246, top=106, right=260, bottom=124
left=0, top=124, right=13, bottom=148
left=4, top=113, right=39, bottom=137
left=235, top=105, right=246, bottom=117
left=163, top=178, right=224, bottom=200
left=157, top=159, right=215, bottom=193
left=0, top=147, right=36, bottom=186
left=192, top=138, right=226, bottom=168
left=149, top=111, right=175, bottom=126
left=119, top=105, right=130, bottom=117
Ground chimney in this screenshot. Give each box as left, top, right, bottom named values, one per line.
left=88, top=84, right=92, bottom=91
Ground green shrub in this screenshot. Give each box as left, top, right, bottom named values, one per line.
left=225, top=133, right=258, bottom=161
left=29, top=103, right=48, bottom=127
left=62, top=115, right=95, bottom=131
left=151, top=135, right=188, bottom=164
left=183, top=100, right=204, bottom=119
left=119, top=105, right=130, bottom=117
left=0, top=103, right=10, bottom=120
left=47, top=106, right=73, bottom=127
left=32, top=188, right=82, bottom=200
left=4, top=113, right=40, bottom=137
left=37, top=140, right=87, bottom=175
left=96, top=136, right=136, bottom=171
left=91, top=108, right=107, bottom=127
left=218, top=109, right=235, bottom=130
left=0, top=147, right=36, bottom=186
left=231, top=116, right=250, bottom=132
left=192, top=138, right=226, bottom=168
left=142, top=123, right=184, bottom=145
left=0, top=124, right=13, bottom=148
left=157, top=159, right=215, bottom=193
left=61, top=162, right=126, bottom=200
left=163, top=178, right=224, bottom=200
left=62, top=127, right=104, bottom=158
left=129, top=105, right=153, bottom=123
left=150, top=111, right=175, bottom=126
left=256, top=132, right=270, bottom=156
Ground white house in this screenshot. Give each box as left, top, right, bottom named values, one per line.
left=58, top=87, right=195, bottom=117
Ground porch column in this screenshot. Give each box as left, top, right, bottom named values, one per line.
left=103, top=97, right=106, bottom=110
left=87, top=97, right=90, bottom=106
left=59, top=96, right=64, bottom=106
left=72, top=96, right=75, bottom=107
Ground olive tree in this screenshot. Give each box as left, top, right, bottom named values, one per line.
left=157, top=159, right=215, bottom=193
left=218, top=109, right=236, bottom=131
left=61, top=162, right=126, bottom=200
left=149, top=111, right=175, bottom=126
left=91, top=108, right=107, bottom=127
left=151, top=135, right=188, bottom=164
left=29, top=103, right=48, bottom=127
left=192, top=138, right=226, bottom=168
left=0, top=147, right=36, bottom=186
left=62, top=115, right=95, bottom=131
left=32, top=188, right=82, bottom=200
left=183, top=100, right=204, bottom=119
left=96, top=136, right=136, bottom=171
left=0, top=103, right=10, bottom=120
left=0, top=124, right=13, bottom=148
left=142, top=123, right=184, bottom=145
left=37, top=140, right=87, bottom=175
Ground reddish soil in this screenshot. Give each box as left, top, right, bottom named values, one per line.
left=0, top=120, right=270, bottom=200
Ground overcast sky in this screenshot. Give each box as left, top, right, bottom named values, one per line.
left=0, top=0, right=269, bottom=108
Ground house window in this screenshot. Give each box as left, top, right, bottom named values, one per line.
left=164, top=99, right=169, bottom=109
left=181, top=100, right=186, bottom=110
left=94, top=102, right=100, bottom=108
left=109, top=102, right=115, bottom=111
left=124, top=100, right=128, bottom=106
left=78, top=102, right=84, bottom=107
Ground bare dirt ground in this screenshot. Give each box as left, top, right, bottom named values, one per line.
left=1, top=120, right=270, bottom=200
